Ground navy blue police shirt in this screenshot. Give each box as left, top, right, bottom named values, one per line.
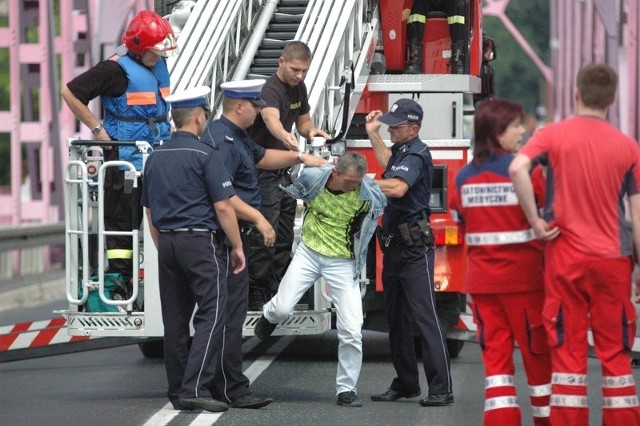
left=141, top=131, right=235, bottom=230
left=381, top=136, right=433, bottom=235
left=201, top=116, right=266, bottom=210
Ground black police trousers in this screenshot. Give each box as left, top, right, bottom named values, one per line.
left=157, top=231, right=228, bottom=405
left=249, top=169, right=296, bottom=298
left=381, top=242, right=453, bottom=395
left=209, top=233, right=251, bottom=402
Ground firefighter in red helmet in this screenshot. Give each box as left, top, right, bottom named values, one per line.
left=122, top=10, right=178, bottom=58
left=61, top=10, right=176, bottom=303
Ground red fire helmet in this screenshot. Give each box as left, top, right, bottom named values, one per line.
left=122, top=10, right=178, bottom=57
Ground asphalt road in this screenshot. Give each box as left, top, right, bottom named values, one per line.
left=1, top=298, right=638, bottom=425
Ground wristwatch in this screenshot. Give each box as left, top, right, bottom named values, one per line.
left=91, top=123, right=103, bottom=136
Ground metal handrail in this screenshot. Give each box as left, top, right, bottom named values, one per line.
left=96, top=161, right=139, bottom=310
left=64, top=160, right=90, bottom=305
left=299, top=0, right=375, bottom=140
left=168, top=0, right=265, bottom=106
left=170, top=0, right=375, bottom=141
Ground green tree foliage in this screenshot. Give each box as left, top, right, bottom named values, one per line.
left=483, top=0, right=550, bottom=116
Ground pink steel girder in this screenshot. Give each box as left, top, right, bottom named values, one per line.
left=0, top=0, right=152, bottom=282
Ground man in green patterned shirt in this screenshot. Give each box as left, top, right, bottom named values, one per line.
left=254, top=152, right=386, bottom=408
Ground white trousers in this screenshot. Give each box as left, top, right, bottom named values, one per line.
left=263, top=242, right=364, bottom=394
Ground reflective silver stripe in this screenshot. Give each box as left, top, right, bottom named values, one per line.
left=552, top=372, right=588, bottom=386
left=531, top=406, right=551, bottom=417
left=603, top=375, right=636, bottom=388
left=529, top=383, right=551, bottom=397
left=603, top=395, right=640, bottom=408
left=486, top=375, right=515, bottom=389
left=550, top=394, right=588, bottom=407
left=485, top=396, right=519, bottom=411
left=466, top=229, right=536, bottom=246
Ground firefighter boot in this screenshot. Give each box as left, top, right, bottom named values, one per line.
left=405, top=41, right=423, bottom=74
left=451, top=41, right=465, bottom=74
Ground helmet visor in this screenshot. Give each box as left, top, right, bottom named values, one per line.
left=150, top=34, right=179, bottom=57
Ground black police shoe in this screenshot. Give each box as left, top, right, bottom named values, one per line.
left=230, top=393, right=273, bottom=409
left=370, top=387, right=421, bottom=402
left=337, top=391, right=363, bottom=407
left=179, top=396, right=228, bottom=412
left=254, top=315, right=277, bottom=341
left=419, top=393, right=454, bottom=407
left=172, top=401, right=191, bottom=411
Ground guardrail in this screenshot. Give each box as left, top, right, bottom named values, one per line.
left=0, top=223, right=65, bottom=252
left=0, top=222, right=64, bottom=283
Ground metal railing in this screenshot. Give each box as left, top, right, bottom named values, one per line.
left=0, top=223, right=64, bottom=285
left=167, top=0, right=264, bottom=103
left=169, top=0, right=377, bottom=141
left=0, top=223, right=65, bottom=253
left=296, top=0, right=376, bottom=138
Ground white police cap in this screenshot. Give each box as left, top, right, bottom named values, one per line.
left=165, top=86, right=211, bottom=111
left=220, top=79, right=267, bottom=107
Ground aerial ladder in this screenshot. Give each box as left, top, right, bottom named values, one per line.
left=2, top=0, right=480, bottom=361
left=3, top=0, right=373, bottom=361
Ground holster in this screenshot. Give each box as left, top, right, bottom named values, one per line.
left=417, top=218, right=435, bottom=245
left=398, top=223, right=414, bottom=246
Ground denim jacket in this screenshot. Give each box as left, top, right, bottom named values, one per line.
left=281, top=165, right=387, bottom=279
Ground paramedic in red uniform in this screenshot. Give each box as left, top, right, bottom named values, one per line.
left=61, top=10, right=175, bottom=283
left=510, top=63, right=640, bottom=425
left=451, top=98, right=551, bottom=425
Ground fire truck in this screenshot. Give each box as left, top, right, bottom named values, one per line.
left=57, top=0, right=483, bottom=359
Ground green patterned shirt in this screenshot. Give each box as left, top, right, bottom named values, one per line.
left=301, top=186, right=369, bottom=258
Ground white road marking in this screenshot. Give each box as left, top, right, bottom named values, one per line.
left=143, top=336, right=295, bottom=426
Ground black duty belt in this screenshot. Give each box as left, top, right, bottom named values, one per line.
left=379, top=226, right=433, bottom=248
left=159, top=228, right=215, bottom=233
left=380, top=232, right=408, bottom=248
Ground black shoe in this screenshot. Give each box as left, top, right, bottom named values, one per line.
left=370, top=387, right=421, bottom=402
left=171, top=401, right=192, bottom=411
left=254, top=315, right=277, bottom=341
left=337, top=391, right=363, bottom=407
left=248, top=289, right=268, bottom=311
left=179, top=397, right=228, bottom=412
left=230, top=393, right=273, bottom=409
left=419, top=393, right=454, bottom=406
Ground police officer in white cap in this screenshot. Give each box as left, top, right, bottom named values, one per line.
left=201, top=79, right=325, bottom=409
left=142, top=86, right=246, bottom=412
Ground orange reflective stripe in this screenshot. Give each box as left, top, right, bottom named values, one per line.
left=159, top=87, right=170, bottom=98
left=126, top=92, right=157, bottom=105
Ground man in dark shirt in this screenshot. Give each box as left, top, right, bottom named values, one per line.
left=61, top=10, right=176, bottom=285
left=247, top=41, right=330, bottom=310
left=142, top=86, right=245, bottom=413
left=202, top=79, right=325, bottom=409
